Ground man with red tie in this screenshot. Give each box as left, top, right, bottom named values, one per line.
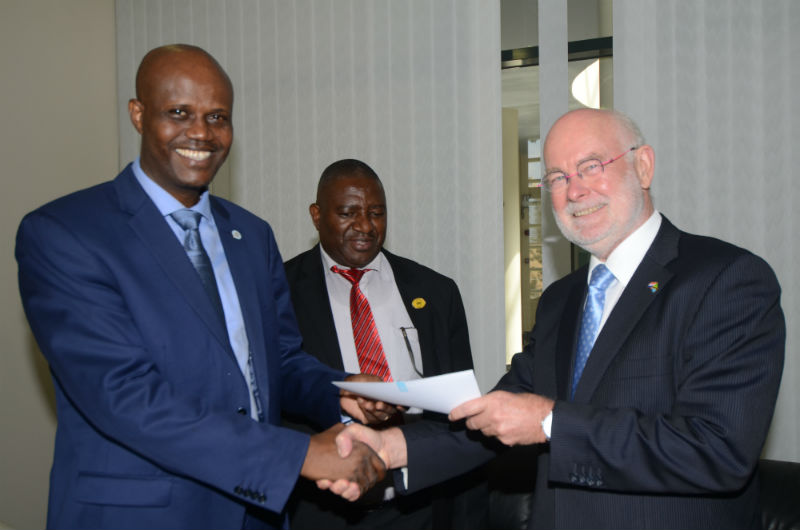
left=283, top=159, right=486, bottom=530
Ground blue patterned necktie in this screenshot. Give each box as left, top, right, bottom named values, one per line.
left=170, top=209, right=226, bottom=324
left=170, top=209, right=263, bottom=420
left=571, top=264, right=615, bottom=399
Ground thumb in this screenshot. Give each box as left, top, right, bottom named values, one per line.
left=335, top=428, right=354, bottom=458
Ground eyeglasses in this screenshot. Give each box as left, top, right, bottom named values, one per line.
left=538, top=146, right=638, bottom=193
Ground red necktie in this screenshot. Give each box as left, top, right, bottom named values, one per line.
left=332, top=266, right=393, bottom=382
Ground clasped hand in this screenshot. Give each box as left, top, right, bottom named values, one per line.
left=339, top=373, right=404, bottom=425
left=315, top=390, right=556, bottom=501
left=301, top=423, right=386, bottom=502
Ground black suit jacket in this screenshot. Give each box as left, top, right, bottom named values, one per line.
left=400, top=217, right=785, bottom=529
left=284, top=245, right=474, bottom=377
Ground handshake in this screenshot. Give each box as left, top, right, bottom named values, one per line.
left=301, top=375, right=556, bottom=502
left=298, top=373, right=405, bottom=501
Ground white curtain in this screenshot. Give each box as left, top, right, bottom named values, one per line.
left=614, top=0, right=799, bottom=461
left=115, top=0, right=505, bottom=392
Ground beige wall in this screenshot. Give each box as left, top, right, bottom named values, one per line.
left=0, top=1, right=118, bottom=528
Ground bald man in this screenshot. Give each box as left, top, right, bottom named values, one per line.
left=333, top=109, right=785, bottom=529
left=16, top=44, right=386, bottom=530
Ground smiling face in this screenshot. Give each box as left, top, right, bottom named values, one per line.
left=128, top=46, right=233, bottom=207
left=543, top=109, right=655, bottom=260
left=310, top=174, right=387, bottom=269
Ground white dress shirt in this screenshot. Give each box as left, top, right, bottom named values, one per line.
left=543, top=210, right=662, bottom=439
left=320, top=247, right=424, bottom=383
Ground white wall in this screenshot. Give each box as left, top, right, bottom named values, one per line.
left=0, top=1, right=118, bottom=528
left=614, top=0, right=799, bottom=462
left=115, top=0, right=507, bottom=393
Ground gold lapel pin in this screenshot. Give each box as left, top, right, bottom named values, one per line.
left=231, top=230, right=242, bottom=240
left=412, top=297, right=426, bottom=309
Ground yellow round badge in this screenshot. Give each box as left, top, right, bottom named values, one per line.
left=412, top=297, right=426, bottom=309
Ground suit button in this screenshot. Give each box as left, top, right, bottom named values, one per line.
left=234, top=486, right=243, bottom=494
left=237, top=407, right=247, bottom=415
left=258, top=494, right=266, bottom=503
left=569, top=473, right=578, bottom=483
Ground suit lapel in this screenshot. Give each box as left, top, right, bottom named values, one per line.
left=384, top=251, right=435, bottom=376
left=296, top=246, right=345, bottom=370
left=114, top=169, right=233, bottom=357
left=572, top=219, right=680, bottom=401
left=556, top=277, right=586, bottom=400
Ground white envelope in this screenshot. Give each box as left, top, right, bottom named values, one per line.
left=333, top=369, right=482, bottom=414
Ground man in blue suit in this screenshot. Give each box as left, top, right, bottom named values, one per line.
left=16, top=44, right=387, bottom=530
left=331, top=109, right=785, bottom=529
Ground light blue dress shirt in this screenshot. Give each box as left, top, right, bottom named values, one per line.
left=132, top=158, right=260, bottom=420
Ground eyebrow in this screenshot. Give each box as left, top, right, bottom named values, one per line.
left=545, top=152, right=606, bottom=173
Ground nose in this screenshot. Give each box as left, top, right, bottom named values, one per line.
left=186, top=116, right=211, bottom=140
left=565, top=174, right=590, bottom=202
left=352, top=212, right=374, bottom=233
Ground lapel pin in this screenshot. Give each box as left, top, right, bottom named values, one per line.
left=412, top=297, right=426, bottom=309
left=647, top=281, right=659, bottom=293
left=231, top=230, right=242, bottom=240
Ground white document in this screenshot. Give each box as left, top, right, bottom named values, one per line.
left=333, top=369, right=482, bottom=414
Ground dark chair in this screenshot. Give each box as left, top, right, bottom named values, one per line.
left=759, top=459, right=800, bottom=530
left=487, top=457, right=800, bottom=530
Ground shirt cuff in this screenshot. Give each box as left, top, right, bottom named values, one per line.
left=541, top=410, right=553, bottom=440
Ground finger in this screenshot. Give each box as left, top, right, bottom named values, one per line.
left=350, top=441, right=379, bottom=489
left=340, top=397, right=367, bottom=424
left=335, top=429, right=355, bottom=458
left=316, top=478, right=332, bottom=490
left=357, top=396, right=374, bottom=409
left=450, top=398, right=483, bottom=421
left=341, top=483, right=362, bottom=502
left=325, top=478, right=352, bottom=496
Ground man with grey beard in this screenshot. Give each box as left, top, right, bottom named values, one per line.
left=330, top=108, right=785, bottom=530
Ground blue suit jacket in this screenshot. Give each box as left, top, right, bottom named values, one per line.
left=399, top=218, right=785, bottom=529
left=16, top=165, right=348, bottom=530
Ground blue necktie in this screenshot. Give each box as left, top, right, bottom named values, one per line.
left=170, top=209, right=226, bottom=324
left=571, top=264, right=615, bottom=399
left=170, top=209, right=263, bottom=420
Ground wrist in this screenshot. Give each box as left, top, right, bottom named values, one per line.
left=381, top=427, right=408, bottom=468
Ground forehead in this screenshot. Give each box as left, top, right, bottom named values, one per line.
left=322, top=177, right=385, bottom=206
left=544, top=112, right=618, bottom=167
left=141, top=53, right=232, bottom=107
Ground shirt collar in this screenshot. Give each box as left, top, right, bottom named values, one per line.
left=320, top=246, right=386, bottom=276
left=588, top=210, right=662, bottom=287
left=132, top=157, right=214, bottom=223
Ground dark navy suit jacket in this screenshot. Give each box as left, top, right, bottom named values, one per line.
left=16, top=165, right=347, bottom=529
left=399, top=217, right=785, bottom=529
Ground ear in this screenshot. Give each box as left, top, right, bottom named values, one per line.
left=128, top=99, right=144, bottom=134
left=309, top=203, right=321, bottom=231
left=633, top=144, right=655, bottom=190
